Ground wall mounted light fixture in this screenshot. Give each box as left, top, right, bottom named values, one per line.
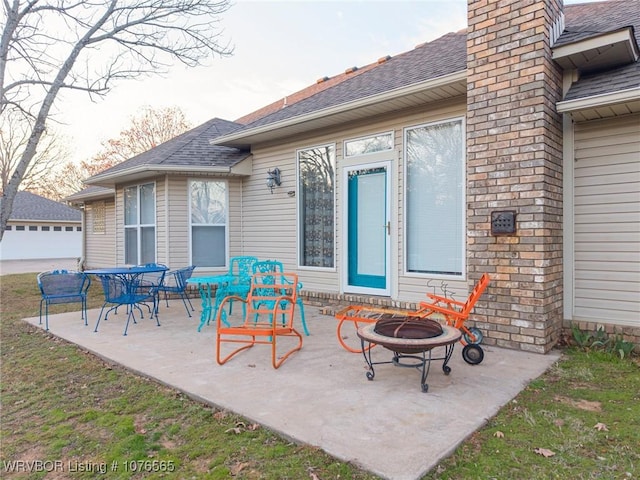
left=266, top=168, right=281, bottom=193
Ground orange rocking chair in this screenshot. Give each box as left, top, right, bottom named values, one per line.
left=215, top=271, right=303, bottom=369
left=413, top=273, right=490, bottom=365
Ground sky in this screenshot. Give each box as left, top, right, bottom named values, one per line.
left=53, top=0, right=468, bottom=163
left=52, top=0, right=595, bottom=164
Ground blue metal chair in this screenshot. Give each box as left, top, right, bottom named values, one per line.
left=136, top=263, right=167, bottom=318
left=37, top=270, right=91, bottom=331
left=252, top=260, right=309, bottom=336
left=94, top=273, right=162, bottom=336
left=157, top=265, right=196, bottom=316
left=216, top=256, right=258, bottom=318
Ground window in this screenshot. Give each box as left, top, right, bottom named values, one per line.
left=53, top=226, right=61, bottom=231
left=5, top=226, right=11, bottom=231
left=297, top=144, right=335, bottom=268
left=190, top=180, right=227, bottom=268
left=344, top=132, right=393, bottom=157
left=124, top=183, right=156, bottom=265
left=42, top=226, right=50, bottom=231
left=29, top=226, right=37, bottom=231
left=405, top=118, right=464, bottom=276
left=65, top=226, right=73, bottom=232
left=92, top=201, right=106, bottom=234
left=16, top=225, right=25, bottom=231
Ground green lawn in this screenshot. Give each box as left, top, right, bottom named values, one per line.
left=1, top=272, right=638, bottom=479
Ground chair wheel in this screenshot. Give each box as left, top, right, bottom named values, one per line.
left=462, top=344, right=484, bottom=365
left=464, top=327, right=484, bottom=345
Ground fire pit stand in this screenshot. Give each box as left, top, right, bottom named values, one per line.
left=357, top=319, right=461, bottom=393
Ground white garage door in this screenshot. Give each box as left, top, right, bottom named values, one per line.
left=0, top=224, right=81, bottom=260
left=573, top=113, right=640, bottom=326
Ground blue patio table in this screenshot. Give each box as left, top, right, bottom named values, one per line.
left=85, top=265, right=168, bottom=335
left=187, top=274, right=239, bottom=332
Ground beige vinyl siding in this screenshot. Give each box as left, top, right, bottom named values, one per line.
left=244, top=97, right=469, bottom=299
left=165, top=176, right=190, bottom=268
left=85, top=199, right=116, bottom=268
left=156, top=177, right=168, bottom=264
left=573, top=113, right=640, bottom=326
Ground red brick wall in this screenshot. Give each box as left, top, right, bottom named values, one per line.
left=466, top=0, right=564, bottom=353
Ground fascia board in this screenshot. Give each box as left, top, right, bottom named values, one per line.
left=557, top=87, right=640, bottom=113
left=85, top=164, right=249, bottom=187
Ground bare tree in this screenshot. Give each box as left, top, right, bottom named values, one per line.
left=43, top=105, right=192, bottom=199
left=0, top=0, right=233, bottom=241
left=0, top=110, right=70, bottom=195
left=92, top=105, right=192, bottom=165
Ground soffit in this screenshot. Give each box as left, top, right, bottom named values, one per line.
left=553, top=28, right=639, bottom=73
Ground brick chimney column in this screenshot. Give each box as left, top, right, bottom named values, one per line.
left=466, top=0, right=564, bottom=353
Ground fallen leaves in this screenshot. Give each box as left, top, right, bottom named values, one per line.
left=534, top=447, right=556, bottom=458
left=225, top=421, right=261, bottom=434
left=229, top=461, right=249, bottom=475
left=594, top=422, right=609, bottom=431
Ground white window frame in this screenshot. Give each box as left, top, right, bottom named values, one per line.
left=124, top=182, right=156, bottom=265
left=188, top=179, right=229, bottom=269
left=344, top=131, right=394, bottom=158
left=403, top=117, right=466, bottom=280
left=296, top=143, right=337, bottom=271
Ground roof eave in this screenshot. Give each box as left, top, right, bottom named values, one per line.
left=556, top=86, right=640, bottom=113
left=212, top=69, right=468, bottom=148
left=553, top=27, right=640, bottom=72
left=84, top=158, right=252, bottom=188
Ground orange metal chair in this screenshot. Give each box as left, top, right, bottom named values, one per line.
left=215, top=271, right=303, bottom=369
left=413, top=273, right=490, bottom=364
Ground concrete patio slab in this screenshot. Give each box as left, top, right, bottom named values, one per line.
left=24, top=303, right=561, bottom=480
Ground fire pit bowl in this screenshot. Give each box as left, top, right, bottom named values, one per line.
left=359, top=316, right=460, bottom=355
left=357, top=318, right=462, bottom=392
left=372, top=316, right=443, bottom=354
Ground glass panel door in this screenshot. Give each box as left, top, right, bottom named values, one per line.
left=346, top=163, right=390, bottom=293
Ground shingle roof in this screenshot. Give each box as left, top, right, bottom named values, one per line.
left=65, top=185, right=114, bottom=203
left=564, top=61, right=640, bottom=101
left=234, top=31, right=467, bottom=133
left=5, top=191, right=81, bottom=221
left=557, top=1, right=640, bottom=47
left=234, top=59, right=383, bottom=125
left=561, top=0, right=640, bottom=101
left=92, top=117, right=250, bottom=177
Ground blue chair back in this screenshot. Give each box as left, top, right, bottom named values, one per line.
left=37, top=269, right=91, bottom=331
left=251, top=260, right=309, bottom=336
left=229, top=256, right=259, bottom=280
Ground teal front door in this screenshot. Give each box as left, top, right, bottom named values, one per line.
left=346, top=163, right=390, bottom=294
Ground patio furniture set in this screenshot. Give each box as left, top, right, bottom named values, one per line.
left=37, top=259, right=490, bottom=392
left=37, top=264, right=195, bottom=336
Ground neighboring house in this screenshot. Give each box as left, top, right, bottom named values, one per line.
left=67, top=0, right=640, bottom=352
left=0, top=191, right=82, bottom=260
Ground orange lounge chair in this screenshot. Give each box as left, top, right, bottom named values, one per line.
left=413, top=273, right=490, bottom=364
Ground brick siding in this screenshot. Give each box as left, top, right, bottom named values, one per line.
left=466, top=0, right=565, bottom=353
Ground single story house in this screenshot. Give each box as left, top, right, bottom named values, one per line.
left=0, top=191, right=82, bottom=261
left=67, top=0, right=640, bottom=352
